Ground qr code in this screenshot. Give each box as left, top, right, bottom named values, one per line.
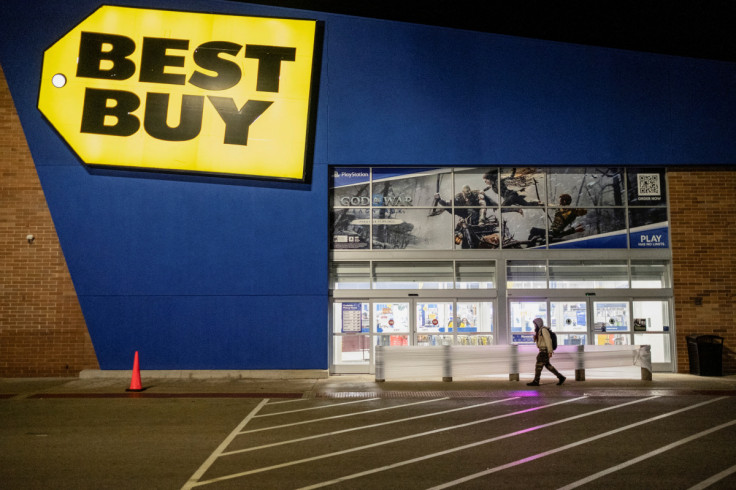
left=637, top=174, right=661, bottom=196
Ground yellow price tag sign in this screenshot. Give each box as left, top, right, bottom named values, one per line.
left=38, top=6, right=317, bottom=180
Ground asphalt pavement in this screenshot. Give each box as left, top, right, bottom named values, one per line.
left=3, top=370, right=736, bottom=489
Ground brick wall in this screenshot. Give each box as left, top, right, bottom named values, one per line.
left=669, top=167, right=736, bottom=374
left=0, top=66, right=99, bottom=376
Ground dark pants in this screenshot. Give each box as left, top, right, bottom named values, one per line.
left=533, top=349, right=563, bottom=381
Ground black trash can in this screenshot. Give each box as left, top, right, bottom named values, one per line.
left=686, top=335, right=724, bottom=376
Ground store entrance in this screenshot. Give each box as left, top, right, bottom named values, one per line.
left=508, top=296, right=674, bottom=371
left=331, top=297, right=495, bottom=374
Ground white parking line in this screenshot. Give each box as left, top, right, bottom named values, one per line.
left=194, top=396, right=586, bottom=486
left=428, top=396, right=726, bottom=490
left=254, top=397, right=380, bottom=417
left=181, top=398, right=268, bottom=490
left=224, top=397, right=515, bottom=456
left=559, top=418, right=736, bottom=489
left=301, top=396, right=653, bottom=489
left=240, top=397, right=450, bottom=435
left=689, top=462, right=736, bottom=490
left=267, top=398, right=308, bottom=405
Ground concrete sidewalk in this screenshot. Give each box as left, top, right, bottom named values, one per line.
left=3, top=370, right=736, bottom=398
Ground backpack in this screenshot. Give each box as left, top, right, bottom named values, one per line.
left=546, top=327, right=558, bottom=351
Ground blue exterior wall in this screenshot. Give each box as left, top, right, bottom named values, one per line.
left=1, top=0, right=735, bottom=369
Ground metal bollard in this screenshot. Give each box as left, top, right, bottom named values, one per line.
left=575, top=344, right=586, bottom=381
left=442, top=343, right=452, bottom=382
left=509, top=344, right=519, bottom=381
left=375, top=345, right=385, bottom=382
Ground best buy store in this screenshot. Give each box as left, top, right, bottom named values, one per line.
left=1, top=0, right=734, bottom=376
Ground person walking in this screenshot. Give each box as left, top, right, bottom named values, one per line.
left=527, top=317, right=566, bottom=386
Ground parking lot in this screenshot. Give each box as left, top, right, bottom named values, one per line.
left=2, top=374, right=736, bottom=489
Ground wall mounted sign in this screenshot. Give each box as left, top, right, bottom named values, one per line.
left=38, top=6, right=318, bottom=180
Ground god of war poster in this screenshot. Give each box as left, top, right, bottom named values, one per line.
left=330, top=167, right=668, bottom=250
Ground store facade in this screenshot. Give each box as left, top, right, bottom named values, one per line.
left=329, top=167, right=674, bottom=373
left=1, top=1, right=734, bottom=376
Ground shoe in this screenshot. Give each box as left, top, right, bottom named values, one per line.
left=557, top=376, right=566, bottom=386
left=526, top=381, right=539, bottom=386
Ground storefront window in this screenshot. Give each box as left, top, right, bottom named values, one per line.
left=332, top=335, right=371, bottom=364
left=549, top=208, right=628, bottom=249
left=373, top=261, right=453, bottom=289
left=330, top=167, right=674, bottom=374
left=331, top=208, right=371, bottom=250
left=594, top=301, right=630, bottom=332
left=371, top=208, right=452, bottom=250
left=330, top=260, right=496, bottom=290
left=549, top=260, right=628, bottom=289
left=632, top=301, right=670, bottom=332
left=507, top=260, right=546, bottom=289
left=550, top=301, right=587, bottom=332
left=502, top=208, right=546, bottom=248
left=547, top=167, right=625, bottom=206
left=455, top=261, right=495, bottom=289
left=595, top=334, right=630, bottom=346
left=631, top=260, right=671, bottom=288
left=374, top=303, right=410, bottom=333
left=330, top=261, right=370, bottom=289
left=456, top=301, right=493, bottom=333
left=634, top=333, right=671, bottom=363
left=497, top=167, right=546, bottom=206
left=331, top=302, right=370, bottom=367
left=509, top=300, right=547, bottom=342
left=330, top=166, right=669, bottom=251
left=629, top=208, right=669, bottom=249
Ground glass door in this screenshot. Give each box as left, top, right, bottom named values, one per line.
left=331, top=297, right=495, bottom=374
left=374, top=302, right=411, bottom=346
left=414, top=301, right=454, bottom=346
left=592, top=299, right=673, bottom=370
left=456, top=301, right=495, bottom=345
left=413, top=300, right=495, bottom=346
left=332, top=301, right=372, bottom=374
left=549, top=300, right=588, bottom=346
left=632, top=300, right=673, bottom=371
left=509, top=300, right=547, bottom=344
left=593, top=300, right=631, bottom=345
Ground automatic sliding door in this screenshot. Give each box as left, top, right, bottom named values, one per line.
left=456, top=301, right=494, bottom=345
left=633, top=300, right=672, bottom=369
left=374, top=302, right=410, bottom=346
left=512, top=297, right=673, bottom=370
left=415, top=302, right=453, bottom=346
left=509, top=300, right=547, bottom=343
left=332, top=297, right=497, bottom=374
left=593, top=301, right=630, bottom=345
left=550, top=301, right=587, bottom=346
left=331, top=301, right=371, bottom=373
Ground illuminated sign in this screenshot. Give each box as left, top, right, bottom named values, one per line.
left=38, top=6, right=318, bottom=180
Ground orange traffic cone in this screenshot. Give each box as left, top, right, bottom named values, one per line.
left=126, top=351, right=143, bottom=392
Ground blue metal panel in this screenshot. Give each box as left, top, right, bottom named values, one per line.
left=82, top=295, right=327, bottom=369
left=323, top=18, right=736, bottom=165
